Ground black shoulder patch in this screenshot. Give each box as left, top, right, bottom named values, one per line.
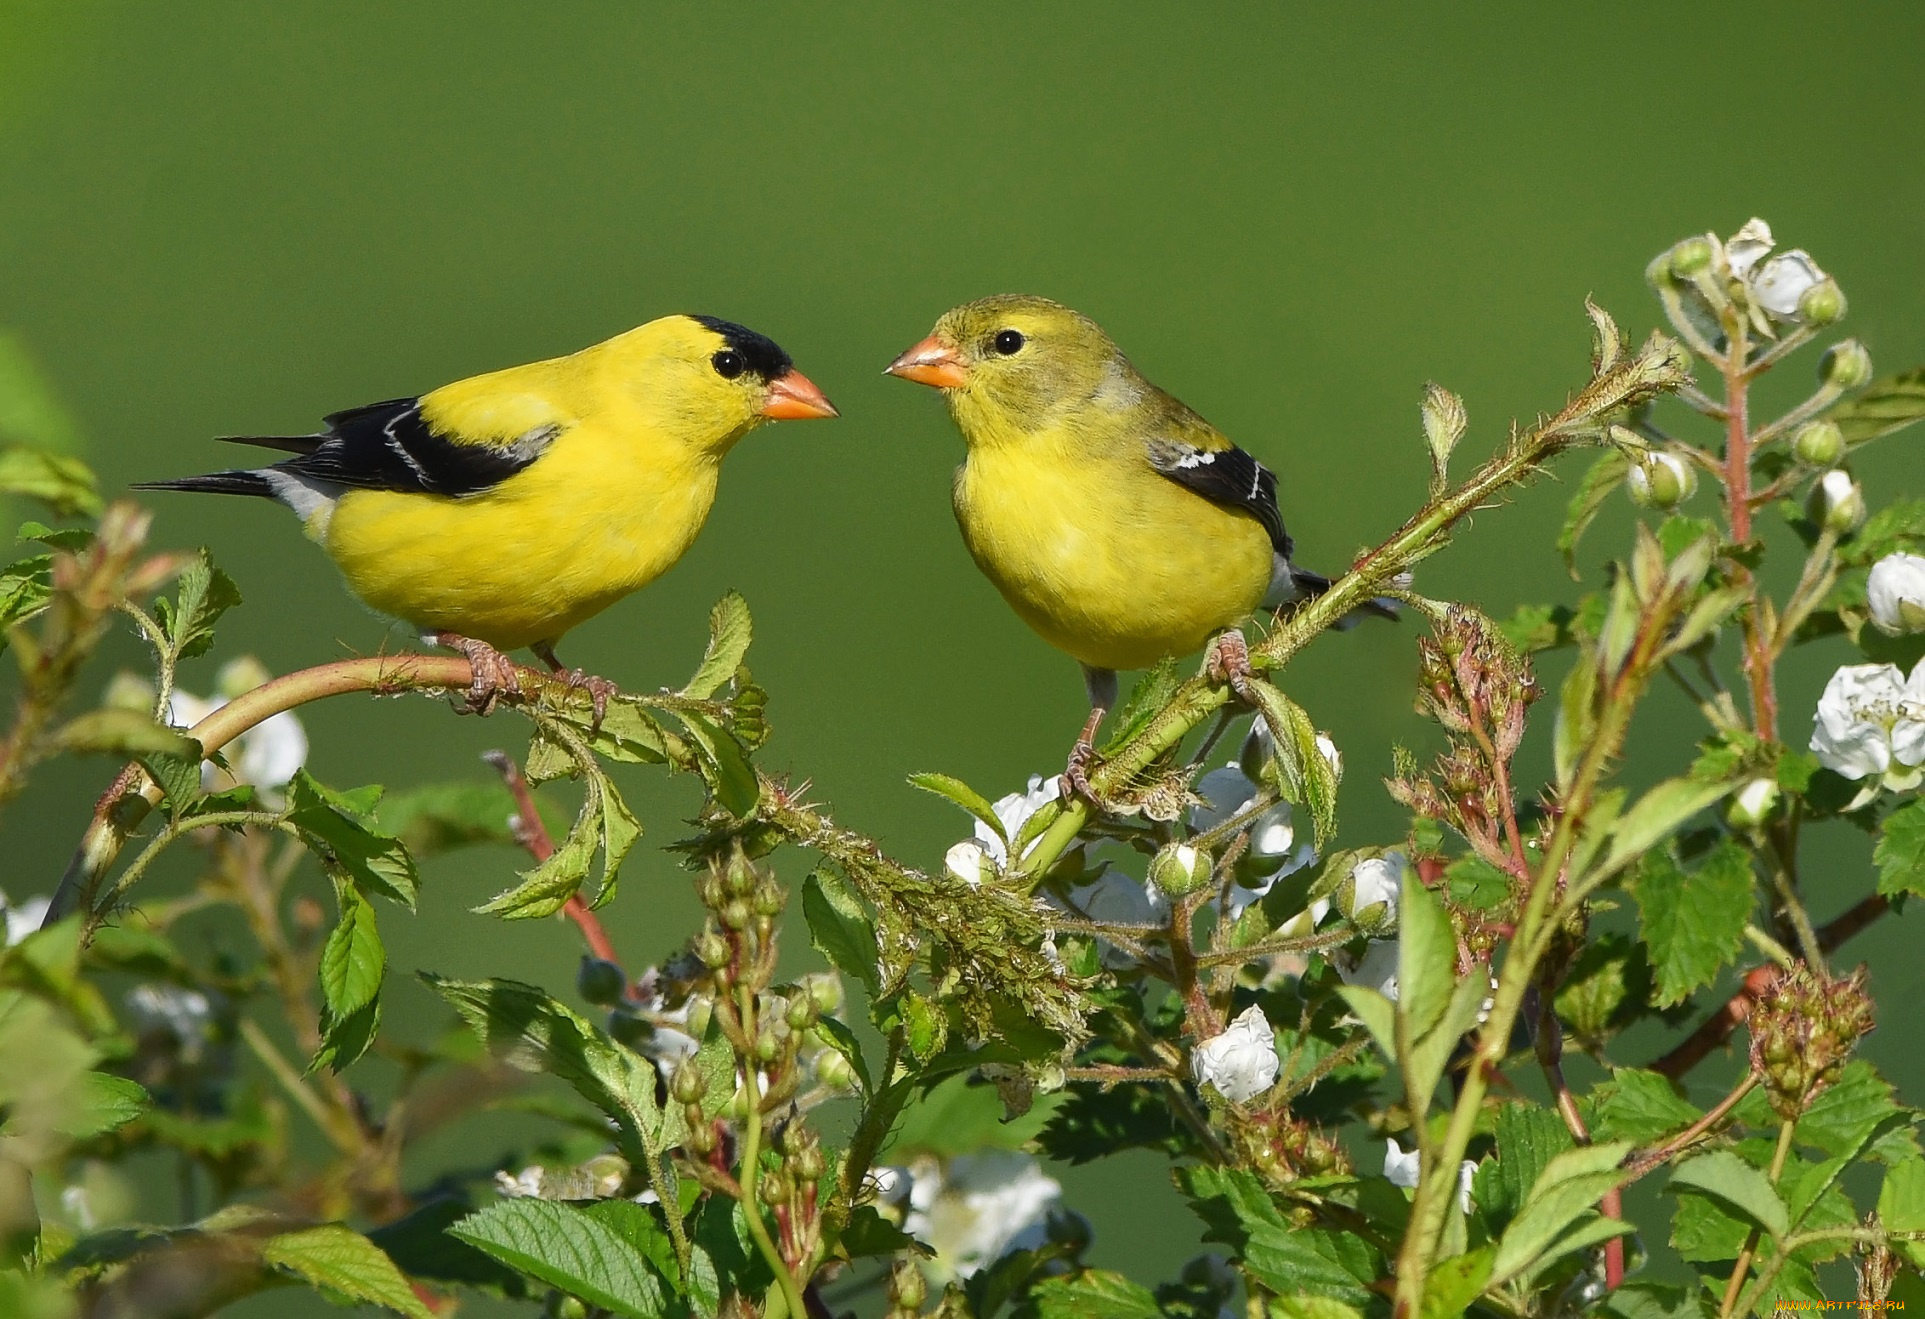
left=690, top=315, right=793, bottom=382
left=1145, top=438, right=1292, bottom=558
left=274, top=397, right=556, bottom=498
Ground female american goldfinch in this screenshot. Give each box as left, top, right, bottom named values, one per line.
left=141, top=315, right=836, bottom=709
left=885, top=294, right=1386, bottom=792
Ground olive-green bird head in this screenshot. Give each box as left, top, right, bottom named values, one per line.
left=596, top=314, right=838, bottom=455
left=885, top=295, right=1140, bottom=442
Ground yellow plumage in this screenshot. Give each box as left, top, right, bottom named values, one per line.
left=144, top=313, right=836, bottom=664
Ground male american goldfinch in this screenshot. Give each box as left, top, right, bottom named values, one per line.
left=885, top=294, right=1386, bottom=793
left=140, top=315, right=836, bottom=709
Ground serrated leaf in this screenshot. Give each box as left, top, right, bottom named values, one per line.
left=448, top=1200, right=667, bottom=1319
left=367, top=1197, right=527, bottom=1296
left=1795, top=1060, right=1912, bottom=1161
left=908, top=772, right=1008, bottom=846
left=260, top=1224, right=433, bottom=1319
left=1335, top=985, right=1396, bottom=1063
left=49, top=708, right=197, bottom=758
left=682, top=590, right=752, bottom=698
left=1421, top=1249, right=1492, bottom=1319
left=1604, top=1282, right=1712, bottom=1319
left=139, top=747, right=207, bottom=818
left=0, top=449, right=96, bottom=516
left=1668, top=1150, right=1787, bottom=1241
left=475, top=775, right=603, bottom=919
left=1554, top=647, right=1598, bottom=791
left=56, top=1071, right=151, bottom=1139
left=812, top=1014, right=869, bottom=1093
left=1875, top=797, right=1925, bottom=898
left=1587, top=298, right=1625, bottom=373
left=1403, top=970, right=1489, bottom=1118
left=802, top=870, right=880, bottom=999
left=1482, top=1103, right=1577, bottom=1228
left=1026, top=1270, right=1163, bottom=1319
left=1592, top=1069, right=1701, bottom=1145
left=1421, top=382, right=1466, bottom=495
left=1396, top=869, right=1456, bottom=1047
left=1830, top=365, right=1925, bottom=447
left=1105, top=658, right=1181, bottom=747
left=1877, top=1157, right=1925, bottom=1271
left=1630, top=843, right=1752, bottom=1007
left=156, top=550, right=242, bottom=660
left=1602, top=775, right=1739, bottom=876
left=312, top=877, right=384, bottom=1073
left=1558, top=449, right=1631, bottom=579
left=1488, top=1141, right=1633, bottom=1285
left=671, top=709, right=759, bottom=817
left=1246, top=680, right=1336, bottom=847
left=286, top=770, right=418, bottom=909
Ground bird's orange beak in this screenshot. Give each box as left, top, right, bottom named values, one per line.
left=760, top=370, right=839, bottom=420
left=884, top=336, right=969, bottom=390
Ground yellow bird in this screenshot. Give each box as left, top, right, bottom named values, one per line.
left=886, top=294, right=1385, bottom=792
left=141, top=315, right=837, bottom=708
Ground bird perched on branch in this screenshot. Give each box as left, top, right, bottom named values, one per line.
left=886, top=294, right=1389, bottom=797
left=140, top=315, right=837, bottom=711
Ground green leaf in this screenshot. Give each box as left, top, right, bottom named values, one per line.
left=1025, top=1270, right=1163, bottom=1319
left=1629, top=842, right=1752, bottom=1007
left=448, top=1200, right=668, bottom=1319
left=1179, top=1167, right=1375, bottom=1305
left=1592, top=1069, right=1701, bottom=1145
left=375, top=780, right=517, bottom=856
left=140, top=747, right=208, bottom=817
left=1877, top=1157, right=1925, bottom=1271
left=421, top=975, right=664, bottom=1152
left=1335, top=985, right=1396, bottom=1064
left=1396, top=869, right=1456, bottom=1045
left=1554, top=647, right=1599, bottom=791
left=48, top=708, right=197, bottom=759
left=888, top=1073, right=1065, bottom=1158
left=312, top=877, right=384, bottom=1073
left=1420, top=382, right=1466, bottom=495
left=476, top=764, right=635, bottom=918
left=801, top=870, right=880, bottom=999
left=57, top=1071, right=151, bottom=1139
left=1246, top=680, right=1337, bottom=848
left=1830, top=365, right=1925, bottom=447
left=1558, top=448, right=1630, bottom=578
left=260, top=1224, right=434, bottom=1319
left=1667, top=1150, right=1787, bottom=1241
left=812, top=1014, right=870, bottom=1093
left=1105, top=657, right=1181, bottom=748
left=1420, top=1249, right=1491, bottom=1319
left=1270, top=1298, right=1364, bottom=1319
left=367, top=1197, right=527, bottom=1296
left=1603, top=775, right=1739, bottom=876
left=837, top=1204, right=924, bottom=1261
left=1604, top=1282, right=1712, bottom=1319
left=1481, top=1103, right=1577, bottom=1229
left=286, top=770, right=419, bottom=910
left=908, top=772, right=1008, bottom=847
left=0, top=449, right=96, bottom=516
left=1875, top=796, right=1925, bottom=898
left=682, top=590, right=752, bottom=698
left=155, top=550, right=242, bottom=661
left=671, top=709, right=759, bottom=817
left=1795, top=1059, right=1914, bottom=1162
left=1443, top=854, right=1508, bottom=910
left=1488, top=1140, right=1633, bottom=1286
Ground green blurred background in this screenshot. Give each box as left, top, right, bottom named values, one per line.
left=4, top=1, right=1924, bottom=1310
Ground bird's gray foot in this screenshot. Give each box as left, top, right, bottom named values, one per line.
left=434, top=633, right=525, bottom=715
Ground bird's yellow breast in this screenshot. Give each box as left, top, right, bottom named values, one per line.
left=321, top=424, right=718, bottom=650
left=953, top=441, right=1273, bottom=672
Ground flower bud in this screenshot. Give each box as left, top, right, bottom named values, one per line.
left=813, top=1046, right=858, bottom=1091
left=1726, top=777, right=1780, bottom=828
left=1625, top=450, right=1697, bottom=510
left=548, top=1294, right=589, bottom=1319
left=576, top=956, right=627, bottom=1007
left=1668, top=236, right=1714, bottom=278
left=216, top=654, right=275, bottom=699
left=695, top=930, right=731, bottom=969
left=670, top=1059, right=709, bottom=1105
left=1821, top=339, right=1873, bottom=390
left=1867, top=553, right=1925, bottom=635
left=784, top=993, right=818, bottom=1031
left=888, top=1258, right=927, bottom=1313
left=800, top=971, right=844, bottom=1016
left=1810, top=469, right=1866, bottom=534
left=606, top=1007, right=652, bottom=1049
left=723, top=852, right=757, bottom=898
left=754, top=1026, right=783, bottom=1064
left=720, top=898, right=752, bottom=931
left=695, top=873, right=727, bottom=910
left=789, top=1142, right=826, bottom=1182
left=944, top=840, right=990, bottom=887
left=1149, top=842, right=1212, bottom=897
left=686, top=1115, right=717, bottom=1155
left=1798, top=279, right=1845, bottom=326
left=751, top=881, right=785, bottom=918
left=1791, top=419, right=1845, bottom=469
left=758, top=1168, right=792, bottom=1205
left=101, top=670, right=157, bottom=713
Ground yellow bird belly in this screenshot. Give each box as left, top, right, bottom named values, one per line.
left=320, top=426, right=717, bottom=651
left=954, top=445, right=1273, bottom=672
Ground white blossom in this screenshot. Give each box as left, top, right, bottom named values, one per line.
left=1189, top=764, right=1316, bottom=917
left=901, top=1151, right=1062, bottom=1281
left=945, top=840, right=990, bottom=887
left=494, top=1166, right=546, bottom=1198
left=1752, top=249, right=1828, bottom=319
left=1191, top=1005, right=1280, bottom=1103
left=974, top=775, right=1061, bottom=865
left=125, top=984, right=216, bottom=1065
left=1809, top=659, right=1925, bottom=793
left=1728, top=777, right=1780, bottom=827
left=1867, top=553, right=1925, bottom=635
left=1382, top=1140, right=1475, bottom=1213
left=1720, top=218, right=1775, bottom=279
left=2, top=890, right=51, bottom=945
left=1338, top=939, right=1401, bottom=1001
left=1314, top=733, right=1342, bottom=779
left=1342, top=852, right=1406, bottom=926
left=1813, top=470, right=1865, bottom=533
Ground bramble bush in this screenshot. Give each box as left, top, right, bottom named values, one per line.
left=4, top=219, right=1925, bottom=1319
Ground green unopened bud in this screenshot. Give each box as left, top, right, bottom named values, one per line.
left=1810, top=469, right=1866, bottom=534
left=548, top=1294, right=589, bottom=1319
left=1726, top=777, right=1780, bottom=828
left=1791, top=419, right=1845, bottom=469
left=1149, top=842, right=1213, bottom=897
left=1821, top=339, right=1873, bottom=390
left=1799, top=279, right=1845, bottom=326
left=1668, top=236, right=1714, bottom=279
left=789, top=1142, right=826, bottom=1182
left=101, top=670, right=157, bottom=714
left=784, top=994, right=818, bottom=1031
left=576, top=956, right=627, bottom=1007
left=687, top=1115, right=717, bottom=1154
left=800, top=971, right=843, bottom=1016
left=695, top=873, right=727, bottom=910
left=1625, top=450, right=1697, bottom=510
left=720, top=898, right=751, bottom=931
left=606, top=1007, right=652, bottom=1049
left=670, top=1059, right=709, bottom=1105
left=723, top=852, right=757, bottom=898
left=754, top=1026, right=784, bottom=1064
left=215, top=654, right=274, bottom=699
left=751, top=881, right=785, bottom=918
left=759, top=1168, right=792, bottom=1205
left=695, top=930, right=731, bottom=968
left=888, top=1258, right=927, bottom=1313
left=813, top=1046, right=858, bottom=1091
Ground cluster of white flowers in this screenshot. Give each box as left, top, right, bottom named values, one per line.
left=945, top=774, right=1065, bottom=887
left=1382, top=1138, right=1476, bottom=1214
left=1712, top=217, right=1836, bottom=325
left=1809, top=657, right=1925, bottom=798
left=872, top=1152, right=1065, bottom=1282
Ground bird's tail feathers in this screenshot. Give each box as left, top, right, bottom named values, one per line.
left=216, top=433, right=324, bottom=455
left=133, top=470, right=277, bottom=499
left=1271, top=563, right=1401, bottom=627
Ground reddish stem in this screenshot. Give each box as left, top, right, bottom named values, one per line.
left=1538, top=1004, right=1624, bottom=1288
left=1721, top=346, right=1778, bottom=739
left=483, top=749, right=619, bottom=965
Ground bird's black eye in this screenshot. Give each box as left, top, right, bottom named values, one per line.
left=711, top=350, right=745, bottom=380
left=993, top=329, right=1025, bottom=355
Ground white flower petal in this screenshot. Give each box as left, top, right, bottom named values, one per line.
left=902, top=1152, right=1062, bottom=1280
left=945, top=840, right=990, bottom=888
left=1383, top=1138, right=1420, bottom=1189
left=1752, top=249, right=1827, bottom=319
left=3, top=892, right=51, bottom=946
left=1339, top=939, right=1401, bottom=1001
left=1724, top=218, right=1775, bottom=278
left=1811, top=662, right=1912, bottom=781
left=1190, top=765, right=1261, bottom=834
left=237, top=710, right=308, bottom=789
left=1191, top=1005, right=1280, bottom=1103
left=975, top=775, right=1062, bottom=864
left=1868, top=553, right=1925, bottom=636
